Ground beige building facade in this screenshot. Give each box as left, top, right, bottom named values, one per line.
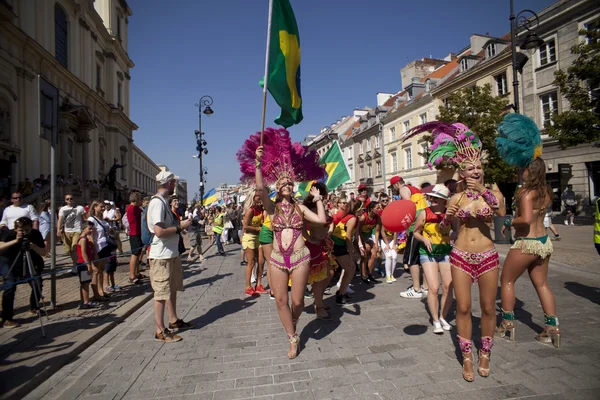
left=132, top=144, right=159, bottom=196
left=0, top=0, right=138, bottom=201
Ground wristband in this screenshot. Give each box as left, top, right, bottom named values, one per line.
left=312, top=195, right=323, bottom=202
left=503, top=216, right=513, bottom=227
left=482, top=189, right=499, bottom=209
left=255, top=159, right=262, bottom=168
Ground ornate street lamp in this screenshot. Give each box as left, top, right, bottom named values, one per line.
left=194, top=95, right=214, bottom=204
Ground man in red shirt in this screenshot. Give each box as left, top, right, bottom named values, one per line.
left=126, top=192, right=143, bottom=284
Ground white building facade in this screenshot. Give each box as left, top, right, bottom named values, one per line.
left=132, top=144, right=159, bottom=196
left=0, top=0, right=138, bottom=200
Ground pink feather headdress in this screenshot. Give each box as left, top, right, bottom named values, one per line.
left=237, top=127, right=326, bottom=185
left=401, top=121, right=488, bottom=170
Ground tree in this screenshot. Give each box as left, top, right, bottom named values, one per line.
left=436, top=83, right=514, bottom=184
left=547, top=26, right=600, bottom=148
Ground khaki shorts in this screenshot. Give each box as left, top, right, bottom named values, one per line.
left=149, top=257, right=184, bottom=301
left=62, top=231, right=81, bottom=252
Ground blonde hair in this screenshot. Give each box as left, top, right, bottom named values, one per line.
left=243, top=188, right=259, bottom=211
left=88, top=200, right=104, bottom=219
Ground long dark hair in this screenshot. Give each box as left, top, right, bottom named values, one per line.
left=520, top=157, right=552, bottom=206
left=304, top=181, right=328, bottom=211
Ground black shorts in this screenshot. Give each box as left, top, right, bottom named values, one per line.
left=104, top=255, right=117, bottom=273
left=402, top=233, right=420, bottom=266
left=565, top=205, right=576, bottom=214
left=130, top=235, right=143, bottom=256
left=333, top=244, right=348, bottom=257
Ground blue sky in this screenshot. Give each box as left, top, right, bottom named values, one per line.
left=129, top=0, right=555, bottom=200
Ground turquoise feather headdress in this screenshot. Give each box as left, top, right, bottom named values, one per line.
left=402, top=121, right=488, bottom=170
left=495, top=114, right=543, bottom=168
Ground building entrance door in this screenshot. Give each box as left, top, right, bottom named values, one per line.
left=586, top=161, right=600, bottom=200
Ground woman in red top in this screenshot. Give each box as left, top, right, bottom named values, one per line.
left=77, top=221, right=98, bottom=309
left=126, top=192, right=144, bottom=284
left=170, top=196, right=185, bottom=256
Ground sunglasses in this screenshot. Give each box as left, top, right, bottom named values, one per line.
left=66, top=198, right=73, bottom=201
left=12, top=196, right=21, bottom=200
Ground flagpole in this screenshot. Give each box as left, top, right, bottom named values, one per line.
left=260, top=0, right=274, bottom=146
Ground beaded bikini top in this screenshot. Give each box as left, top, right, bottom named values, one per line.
left=271, top=203, right=303, bottom=232
left=456, top=191, right=493, bottom=222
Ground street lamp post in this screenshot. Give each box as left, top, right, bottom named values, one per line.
left=195, top=95, right=214, bottom=204
left=509, top=0, right=544, bottom=114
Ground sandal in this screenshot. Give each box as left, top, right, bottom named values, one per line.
left=462, top=352, right=475, bottom=382
left=478, top=351, right=490, bottom=378
left=137, top=273, right=147, bottom=279
left=288, top=334, right=300, bottom=359
left=129, top=277, right=141, bottom=284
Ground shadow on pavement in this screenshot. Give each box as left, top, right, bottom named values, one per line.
left=184, top=273, right=232, bottom=290
left=564, top=281, right=600, bottom=305
left=189, top=297, right=257, bottom=330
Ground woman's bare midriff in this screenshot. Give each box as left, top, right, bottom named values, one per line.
left=272, top=227, right=306, bottom=254
left=454, top=220, right=494, bottom=253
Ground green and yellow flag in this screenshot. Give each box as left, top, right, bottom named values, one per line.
left=298, top=142, right=350, bottom=197
left=260, top=0, right=302, bottom=128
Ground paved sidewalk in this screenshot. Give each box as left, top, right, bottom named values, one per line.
left=19, top=241, right=600, bottom=400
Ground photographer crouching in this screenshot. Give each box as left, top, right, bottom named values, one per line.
left=0, top=217, right=47, bottom=328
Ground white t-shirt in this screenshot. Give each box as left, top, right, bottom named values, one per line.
left=0, top=204, right=39, bottom=229
left=147, top=194, right=178, bottom=259
left=103, top=208, right=117, bottom=228
left=88, top=216, right=109, bottom=252
left=59, top=205, right=86, bottom=233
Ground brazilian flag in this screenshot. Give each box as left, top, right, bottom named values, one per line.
left=297, top=142, right=350, bottom=197
left=260, top=0, right=302, bottom=128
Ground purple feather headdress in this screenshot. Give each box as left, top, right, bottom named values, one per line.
left=401, top=121, right=488, bottom=170
left=237, top=127, right=326, bottom=185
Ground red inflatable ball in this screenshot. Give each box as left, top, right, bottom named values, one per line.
left=381, top=200, right=417, bottom=233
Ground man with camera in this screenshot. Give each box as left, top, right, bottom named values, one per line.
left=0, top=217, right=47, bottom=328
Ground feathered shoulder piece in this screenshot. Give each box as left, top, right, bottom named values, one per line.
left=495, top=114, right=542, bottom=168
left=402, top=121, right=488, bottom=170
left=236, top=127, right=325, bottom=184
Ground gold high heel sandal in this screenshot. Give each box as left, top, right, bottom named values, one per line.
left=478, top=351, right=491, bottom=377
left=288, top=334, right=300, bottom=359
left=462, top=353, right=474, bottom=382
left=496, top=309, right=516, bottom=341
left=535, top=314, right=561, bottom=348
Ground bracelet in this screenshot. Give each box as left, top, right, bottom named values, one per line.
left=503, top=216, right=513, bottom=227
left=482, top=189, right=500, bottom=209
left=439, top=215, right=452, bottom=229
left=255, top=159, right=262, bottom=168
left=313, top=195, right=322, bottom=202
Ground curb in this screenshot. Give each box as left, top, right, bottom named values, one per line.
left=2, top=288, right=155, bottom=400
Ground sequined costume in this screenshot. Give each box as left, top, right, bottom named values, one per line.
left=450, top=247, right=499, bottom=283
left=270, top=204, right=310, bottom=272
left=511, top=235, right=553, bottom=259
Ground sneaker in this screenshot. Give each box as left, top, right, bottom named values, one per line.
left=255, top=285, right=268, bottom=294
left=346, top=286, right=355, bottom=294
left=269, top=291, right=275, bottom=300
left=324, top=287, right=331, bottom=295
left=113, top=285, right=121, bottom=290
left=439, top=318, right=452, bottom=331
left=304, top=290, right=314, bottom=299
left=367, top=274, right=380, bottom=284
left=168, top=319, right=195, bottom=332
left=106, top=286, right=115, bottom=293
left=421, top=288, right=429, bottom=295
left=155, top=329, right=182, bottom=343
left=251, top=275, right=257, bottom=284
left=399, top=287, right=424, bottom=299
left=240, top=261, right=247, bottom=266
left=2, top=319, right=20, bottom=328
left=386, top=276, right=394, bottom=284
left=433, top=320, right=444, bottom=334
left=391, top=276, right=397, bottom=282
left=78, top=302, right=99, bottom=310
left=564, top=220, right=568, bottom=225
left=570, top=222, right=575, bottom=226
left=335, top=291, right=348, bottom=305
left=245, top=287, right=256, bottom=296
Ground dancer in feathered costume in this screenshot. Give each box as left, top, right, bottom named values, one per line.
left=237, top=127, right=327, bottom=359
left=404, top=121, right=506, bottom=382
left=495, top=114, right=560, bottom=348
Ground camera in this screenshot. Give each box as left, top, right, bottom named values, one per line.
left=21, top=232, right=31, bottom=250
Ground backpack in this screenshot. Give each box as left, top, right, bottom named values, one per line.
left=141, top=196, right=170, bottom=246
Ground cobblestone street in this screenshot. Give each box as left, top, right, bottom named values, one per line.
left=16, top=236, right=600, bottom=400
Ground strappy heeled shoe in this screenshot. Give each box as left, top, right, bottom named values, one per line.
left=535, top=314, right=561, bottom=348
left=288, top=334, right=300, bottom=359
left=496, top=309, right=516, bottom=341
left=314, top=305, right=332, bottom=321
left=462, top=352, right=475, bottom=382
left=478, top=351, right=491, bottom=377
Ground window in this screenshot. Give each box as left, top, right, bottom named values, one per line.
left=391, top=152, right=398, bottom=172
left=375, top=135, right=379, bottom=149
left=540, top=92, right=558, bottom=126
left=420, top=113, right=427, bottom=124
left=117, top=15, right=122, bottom=40
left=376, top=161, right=382, bottom=176
left=460, top=58, right=469, bottom=72
left=360, top=165, right=364, bottom=179
left=421, top=143, right=428, bottom=166
left=55, top=4, right=68, bottom=68
left=96, top=64, right=102, bottom=89
left=495, top=72, right=508, bottom=96
left=404, top=147, right=412, bottom=169
left=366, top=139, right=371, bottom=151
left=389, top=126, right=396, bottom=141
left=486, top=43, right=497, bottom=58
left=539, top=39, right=556, bottom=66
left=117, top=82, right=122, bottom=106
left=403, top=121, right=410, bottom=132
left=585, top=20, right=599, bottom=44
left=367, top=164, right=372, bottom=178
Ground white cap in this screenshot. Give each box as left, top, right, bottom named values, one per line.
left=427, top=184, right=450, bottom=200
left=156, top=170, right=175, bottom=186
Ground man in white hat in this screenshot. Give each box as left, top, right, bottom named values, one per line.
left=147, top=170, right=192, bottom=343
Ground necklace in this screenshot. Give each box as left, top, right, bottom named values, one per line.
left=465, top=190, right=481, bottom=200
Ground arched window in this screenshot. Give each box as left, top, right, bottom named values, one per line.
left=55, top=4, right=68, bottom=68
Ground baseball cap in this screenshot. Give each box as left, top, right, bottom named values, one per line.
left=390, top=176, right=402, bottom=186
left=358, top=184, right=367, bottom=191
left=156, top=170, right=175, bottom=185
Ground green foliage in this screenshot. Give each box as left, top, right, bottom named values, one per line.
left=436, top=84, right=515, bottom=184
left=547, top=26, right=600, bottom=148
